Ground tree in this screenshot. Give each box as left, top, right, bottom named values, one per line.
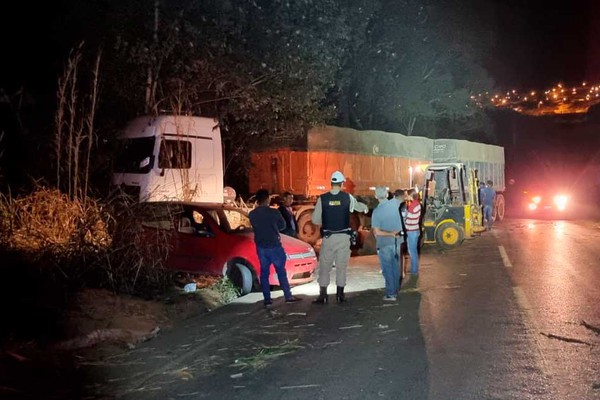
left=330, top=0, right=497, bottom=139
left=96, top=0, right=359, bottom=190
left=2, top=0, right=502, bottom=194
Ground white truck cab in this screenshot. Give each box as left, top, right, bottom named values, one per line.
left=112, top=115, right=224, bottom=203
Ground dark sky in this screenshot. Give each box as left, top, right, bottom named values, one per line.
left=490, top=0, right=596, bottom=90
left=1, top=1, right=79, bottom=93
left=0, top=0, right=597, bottom=98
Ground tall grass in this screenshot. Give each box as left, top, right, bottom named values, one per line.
left=0, top=46, right=175, bottom=296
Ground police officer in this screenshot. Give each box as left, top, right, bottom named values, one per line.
left=311, top=171, right=368, bottom=303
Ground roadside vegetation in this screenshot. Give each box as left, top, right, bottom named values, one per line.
left=0, top=47, right=240, bottom=357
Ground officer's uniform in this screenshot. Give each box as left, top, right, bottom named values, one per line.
left=311, top=171, right=368, bottom=303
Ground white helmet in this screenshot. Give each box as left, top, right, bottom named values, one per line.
left=331, top=170, right=345, bottom=183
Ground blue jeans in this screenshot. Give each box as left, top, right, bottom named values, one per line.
left=377, top=240, right=401, bottom=296
left=257, top=246, right=292, bottom=304
left=483, top=205, right=493, bottom=229
left=407, top=230, right=420, bottom=274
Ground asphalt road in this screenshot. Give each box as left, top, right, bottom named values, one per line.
left=73, top=218, right=600, bottom=399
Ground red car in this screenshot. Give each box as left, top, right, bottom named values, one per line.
left=142, top=203, right=317, bottom=294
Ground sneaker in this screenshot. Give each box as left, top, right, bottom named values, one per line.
left=285, top=296, right=302, bottom=303
left=264, top=301, right=273, bottom=308
left=382, top=295, right=397, bottom=301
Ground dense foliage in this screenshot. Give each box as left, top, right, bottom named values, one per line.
left=1, top=0, right=501, bottom=192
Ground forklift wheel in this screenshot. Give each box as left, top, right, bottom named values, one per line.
left=435, top=222, right=465, bottom=249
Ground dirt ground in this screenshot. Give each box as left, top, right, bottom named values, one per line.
left=56, top=286, right=221, bottom=353
left=0, top=275, right=230, bottom=398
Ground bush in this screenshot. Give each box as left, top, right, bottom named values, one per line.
left=0, top=188, right=176, bottom=296
left=102, top=195, right=177, bottom=296
left=0, top=188, right=111, bottom=288
left=0, top=188, right=111, bottom=254
left=212, top=276, right=240, bottom=304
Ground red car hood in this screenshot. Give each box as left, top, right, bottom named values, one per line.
left=236, top=232, right=314, bottom=255
left=280, top=234, right=315, bottom=255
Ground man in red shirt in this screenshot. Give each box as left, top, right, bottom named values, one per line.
left=404, top=189, right=422, bottom=275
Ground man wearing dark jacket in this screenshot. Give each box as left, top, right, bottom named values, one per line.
left=279, top=191, right=297, bottom=237
left=249, top=189, right=301, bottom=307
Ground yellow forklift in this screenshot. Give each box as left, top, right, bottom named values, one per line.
left=419, top=163, right=485, bottom=249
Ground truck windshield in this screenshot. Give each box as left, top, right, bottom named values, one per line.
left=114, top=137, right=155, bottom=174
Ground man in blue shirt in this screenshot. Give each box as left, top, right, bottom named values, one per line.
left=249, top=189, right=301, bottom=307
left=481, top=180, right=497, bottom=231
left=371, top=186, right=404, bottom=301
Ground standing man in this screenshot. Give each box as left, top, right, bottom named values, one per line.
left=393, top=189, right=409, bottom=279
left=372, top=187, right=404, bottom=301
left=279, top=191, right=297, bottom=237
left=311, top=171, right=368, bottom=304
left=405, top=189, right=422, bottom=275
left=249, top=189, right=301, bottom=307
left=481, top=180, right=497, bottom=231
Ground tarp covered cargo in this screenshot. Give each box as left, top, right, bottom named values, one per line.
left=250, top=126, right=432, bottom=197
left=249, top=125, right=505, bottom=197
left=433, top=138, right=505, bottom=191
left=307, top=126, right=433, bottom=159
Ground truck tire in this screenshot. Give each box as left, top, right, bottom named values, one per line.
left=493, top=194, right=505, bottom=222
left=435, top=222, right=465, bottom=249
left=297, top=211, right=320, bottom=245
left=227, top=262, right=254, bottom=295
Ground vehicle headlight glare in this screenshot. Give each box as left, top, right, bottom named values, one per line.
left=554, top=195, right=568, bottom=209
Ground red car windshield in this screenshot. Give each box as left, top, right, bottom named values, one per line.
left=208, top=208, right=253, bottom=234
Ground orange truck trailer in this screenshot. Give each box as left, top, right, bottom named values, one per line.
left=249, top=125, right=506, bottom=249
left=249, top=125, right=434, bottom=246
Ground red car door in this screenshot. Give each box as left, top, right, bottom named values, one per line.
left=170, top=208, right=220, bottom=274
